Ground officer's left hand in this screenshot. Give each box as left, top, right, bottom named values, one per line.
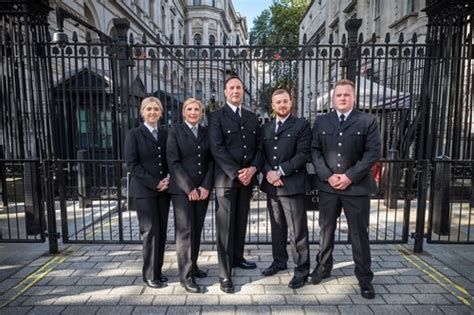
left=333, top=174, right=352, bottom=190
left=238, top=166, right=256, bottom=186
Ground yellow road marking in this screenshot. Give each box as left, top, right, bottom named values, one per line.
left=0, top=249, right=73, bottom=309
left=399, top=246, right=473, bottom=308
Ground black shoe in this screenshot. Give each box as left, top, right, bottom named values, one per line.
left=194, top=268, right=208, bottom=278
left=182, top=277, right=201, bottom=293
left=262, top=261, right=287, bottom=276
left=307, top=266, right=331, bottom=285
left=360, top=283, right=375, bottom=299
left=158, top=274, right=168, bottom=283
left=220, top=278, right=234, bottom=293
left=288, top=276, right=307, bottom=289
left=234, top=259, right=257, bottom=269
left=145, top=279, right=165, bottom=288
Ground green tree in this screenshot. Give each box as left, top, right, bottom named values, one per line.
left=250, top=0, right=310, bottom=46
left=250, top=0, right=310, bottom=117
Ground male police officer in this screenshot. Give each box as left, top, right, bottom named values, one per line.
left=260, top=89, right=311, bottom=289
left=209, top=75, right=262, bottom=293
left=310, top=79, right=381, bottom=299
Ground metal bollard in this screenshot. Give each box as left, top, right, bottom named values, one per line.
left=77, top=150, right=92, bottom=208
left=384, top=149, right=400, bottom=209
left=432, top=155, right=451, bottom=235
left=24, top=161, right=45, bottom=235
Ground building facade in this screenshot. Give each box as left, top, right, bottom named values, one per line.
left=297, top=0, right=429, bottom=119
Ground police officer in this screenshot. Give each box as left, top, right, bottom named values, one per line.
left=167, top=98, right=213, bottom=293
left=309, top=79, right=381, bottom=299
left=260, top=89, right=311, bottom=289
left=125, top=97, right=170, bottom=289
left=208, top=75, right=263, bottom=293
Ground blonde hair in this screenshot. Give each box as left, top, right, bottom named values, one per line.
left=182, top=98, right=203, bottom=112
left=140, top=97, right=163, bottom=113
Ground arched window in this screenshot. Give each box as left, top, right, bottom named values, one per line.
left=209, top=34, right=216, bottom=45
left=194, top=33, right=202, bottom=45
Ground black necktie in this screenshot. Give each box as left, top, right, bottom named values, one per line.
left=276, top=120, right=282, bottom=133
left=340, top=114, right=345, bottom=125
left=235, top=107, right=241, bottom=123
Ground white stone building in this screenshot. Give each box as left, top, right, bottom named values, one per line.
left=297, top=0, right=429, bottom=119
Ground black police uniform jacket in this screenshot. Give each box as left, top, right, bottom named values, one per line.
left=260, top=115, right=312, bottom=196
left=125, top=124, right=169, bottom=198
left=209, top=104, right=263, bottom=190
left=311, top=110, right=381, bottom=196
left=166, top=123, right=213, bottom=195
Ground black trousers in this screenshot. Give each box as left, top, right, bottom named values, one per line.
left=134, top=195, right=170, bottom=282
left=215, top=185, right=253, bottom=279
left=317, top=191, right=373, bottom=285
left=171, top=194, right=208, bottom=282
left=267, top=194, right=310, bottom=278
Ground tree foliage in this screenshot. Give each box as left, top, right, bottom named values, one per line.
left=250, top=0, right=311, bottom=46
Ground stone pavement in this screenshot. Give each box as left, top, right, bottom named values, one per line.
left=0, top=242, right=473, bottom=314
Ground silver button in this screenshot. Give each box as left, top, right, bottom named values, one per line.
left=287, top=134, right=291, bottom=136
left=197, top=146, right=201, bottom=149
left=160, top=171, right=163, bottom=174
left=273, top=156, right=277, bottom=159
left=338, top=143, right=342, bottom=146
left=339, top=132, right=343, bottom=136
left=158, top=155, right=161, bottom=158
left=159, top=163, right=162, bottom=166
left=337, top=153, right=341, bottom=157
left=198, top=154, right=201, bottom=157
left=243, top=145, right=247, bottom=148
left=241, top=126, right=244, bottom=130
left=274, top=136, right=278, bottom=140
left=227, top=130, right=231, bottom=133
left=337, top=163, right=341, bottom=167
left=198, top=171, right=202, bottom=174
left=322, top=131, right=326, bottom=134
left=158, top=147, right=161, bottom=150
left=274, top=166, right=278, bottom=170
left=274, top=146, right=277, bottom=150
left=198, top=163, right=201, bottom=166
left=243, top=155, right=247, bottom=159
left=243, top=135, right=246, bottom=139
left=357, top=131, right=361, bottom=135
left=295, top=170, right=298, bottom=173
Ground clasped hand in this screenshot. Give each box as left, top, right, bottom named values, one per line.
left=156, top=174, right=170, bottom=192
left=238, top=166, right=256, bottom=186
left=328, top=173, right=352, bottom=190
left=188, top=187, right=209, bottom=201
left=266, top=170, right=284, bottom=187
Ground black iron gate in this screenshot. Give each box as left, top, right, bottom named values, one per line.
left=1, top=1, right=473, bottom=253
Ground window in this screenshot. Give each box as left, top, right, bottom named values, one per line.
left=195, top=81, right=203, bottom=99
left=193, top=0, right=201, bottom=5
left=209, top=34, right=216, bottom=45
left=405, top=0, right=415, bottom=14
left=149, top=0, right=155, bottom=21
left=374, top=0, right=381, bottom=35
left=161, top=5, right=166, bottom=35
left=194, top=33, right=202, bottom=45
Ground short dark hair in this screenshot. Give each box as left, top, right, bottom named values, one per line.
left=224, top=75, right=243, bottom=89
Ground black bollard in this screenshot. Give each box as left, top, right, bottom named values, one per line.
left=384, top=149, right=400, bottom=209
left=432, top=155, right=451, bottom=235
